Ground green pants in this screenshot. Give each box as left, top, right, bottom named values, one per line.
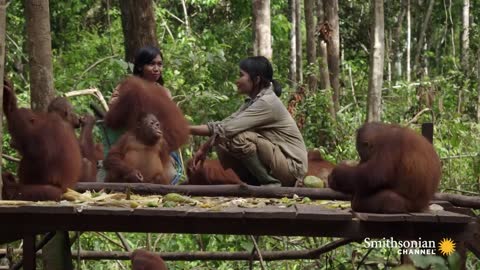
left=215, top=131, right=297, bottom=187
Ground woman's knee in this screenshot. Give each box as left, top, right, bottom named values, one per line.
left=224, top=131, right=259, bottom=156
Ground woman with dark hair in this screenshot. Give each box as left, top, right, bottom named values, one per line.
left=189, top=56, right=307, bottom=187
left=110, top=46, right=171, bottom=105
left=103, top=46, right=182, bottom=184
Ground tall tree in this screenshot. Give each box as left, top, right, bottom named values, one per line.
left=457, top=0, right=470, bottom=114
left=477, top=54, right=480, bottom=122
left=324, top=0, right=340, bottom=112
left=295, top=0, right=303, bottom=83
left=304, top=0, right=317, bottom=91
left=406, top=0, right=411, bottom=82
left=119, top=0, right=158, bottom=63
left=316, top=0, right=330, bottom=91
left=460, top=0, right=470, bottom=73
left=24, top=0, right=55, bottom=111
left=367, top=0, right=385, bottom=122
left=392, top=0, right=406, bottom=81
left=413, top=0, right=435, bottom=77
left=317, top=0, right=334, bottom=118
left=0, top=0, right=6, bottom=200
left=252, top=0, right=272, bottom=59
left=288, top=0, right=297, bottom=86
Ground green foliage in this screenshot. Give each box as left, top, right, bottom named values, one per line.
left=410, top=252, right=462, bottom=270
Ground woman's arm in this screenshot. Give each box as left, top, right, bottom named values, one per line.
left=191, top=134, right=216, bottom=169
left=189, top=125, right=211, bottom=136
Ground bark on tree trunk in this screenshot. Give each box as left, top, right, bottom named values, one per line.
left=316, top=0, right=330, bottom=91
left=119, top=0, right=158, bottom=63
left=413, top=0, right=435, bottom=78
left=434, top=26, right=447, bottom=67
left=367, top=0, right=385, bottom=122
left=406, top=0, right=411, bottom=82
left=24, top=0, right=55, bottom=112
left=460, top=0, right=470, bottom=73
left=304, top=0, right=317, bottom=92
left=317, top=0, right=335, bottom=118
left=392, top=0, right=406, bottom=81
left=476, top=53, right=480, bottom=122
left=447, top=0, right=457, bottom=69
left=386, top=30, right=391, bottom=84
left=324, top=0, right=340, bottom=112
left=288, top=0, right=297, bottom=86
left=295, top=0, right=303, bottom=84
left=253, top=0, right=272, bottom=59
left=457, top=0, right=469, bottom=114
left=0, top=0, right=6, bottom=200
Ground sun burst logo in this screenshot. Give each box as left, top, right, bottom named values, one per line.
left=438, top=238, right=456, bottom=256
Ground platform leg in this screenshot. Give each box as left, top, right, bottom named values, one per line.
left=23, top=234, right=36, bottom=270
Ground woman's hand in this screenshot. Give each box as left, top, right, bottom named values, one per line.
left=191, top=136, right=216, bottom=170
left=192, top=148, right=207, bottom=170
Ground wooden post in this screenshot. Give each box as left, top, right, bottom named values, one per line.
left=22, top=234, right=36, bottom=270
left=0, top=0, right=7, bottom=200
left=421, top=122, right=433, bottom=144
left=42, top=231, right=73, bottom=270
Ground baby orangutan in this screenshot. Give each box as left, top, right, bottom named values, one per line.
left=104, top=113, right=174, bottom=184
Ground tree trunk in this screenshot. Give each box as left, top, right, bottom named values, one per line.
left=460, top=0, right=470, bottom=73
left=288, top=0, right=297, bottom=86
left=317, top=0, right=335, bottom=118
left=457, top=0, right=469, bottom=114
left=413, top=0, right=434, bottom=78
left=392, top=0, right=406, bottom=81
left=253, top=0, right=272, bottom=59
left=316, top=0, right=330, bottom=91
left=367, top=0, right=385, bottom=122
left=252, top=0, right=272, bottom=59
left=386, top=30, right=391, bottom=84
left=295, top=0, right=303, bottom=84
left=0, top=0, right=6, bottom=200
left=447, top=0, right=457, bottom=69
left=24, top=0, right=55, bottom=112
left=119, top=0, right=158, bottom=63
left=324, top=0, right=340, bottom=112
left=406, top=0, right=411, bottom=82
left=476, top=53, right=480, bottom=122
left=304, top=0, right=317, bottom=91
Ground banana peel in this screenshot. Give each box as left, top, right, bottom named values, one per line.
left=162, top=193, right=198, bottom=205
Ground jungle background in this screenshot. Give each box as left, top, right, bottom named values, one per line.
left=0, top=0, right=479, bottom=269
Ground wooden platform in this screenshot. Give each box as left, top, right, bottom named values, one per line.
left=0, top=202, right=475, bottom=243
left=0, top=193, right=477, bottom=270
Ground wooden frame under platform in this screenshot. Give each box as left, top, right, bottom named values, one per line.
left=0, top=184, right=478, bottom=269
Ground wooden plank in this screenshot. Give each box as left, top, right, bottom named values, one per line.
left=133, top=207, right=190, bottom=217
left=352, top=212, right=409, bottom=222
left=184, top=207, right=245, bottom=219
left=434, top=211, right=473, bottom=223
left=405, top=212, right=440, bottom=222
left=243, top=206, right=297, bottom=219
left=0, top=205, right=474, bottom=242
left=0, top=205, right=75, bottom=214
left=79, top=206, right=134, bottom=216
left=295, top=205, right=352, bottom=221
left=440, top=206, right=475, bottom=216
